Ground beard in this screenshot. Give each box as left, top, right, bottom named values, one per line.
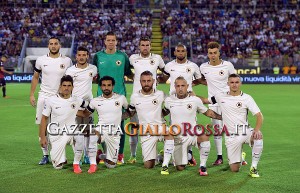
left=142, top=86, right=152, bottom=93
left=103, top=89, right=112, bottom=96
left=177, top=56, right=185, bottom=61
left=50, top=50, right=59, bottom=55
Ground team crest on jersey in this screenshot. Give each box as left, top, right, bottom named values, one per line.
left=89, top=72, right=93, bottom=77
left=115, top=101, right=120, bottom=106
left=60, top=64, right=65, bottom=69
left=150, top=60, right=155, bottom=65
left=71, top=104, right=76, bottom=109
left=219, top=70, right=225, bottom=76
left=236, top=102, right=242, bottom=108
left=187, top=104, right=192, bottom=110
left=186, top=68, right=191, bottom=73
left=116, top=60, right=122, bottom=66
left=152, top=99, right=158, bottom=105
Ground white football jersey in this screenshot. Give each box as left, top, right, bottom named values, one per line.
left=42, top=94, right=85, bottom=132
left=88, top=93, right=128, bottom=131
left=129, top=90, right=165, bottom=125
left=129, top=53, right=165, bottom=93
left=200, top=60, right=235, bottom=99
left=65, top=64, right=97, bottom=101
left=210, top=92, right=261, bottom=134
left=164, top=60, right=201, bottom=95
left=165, top=95, right=208, bottom=129
left=35, top=54, right=72, bottom=96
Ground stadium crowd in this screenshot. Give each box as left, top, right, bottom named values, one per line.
left=161, top=5, right=300, bottom=69
left=0, top=0, right=300, bottom=73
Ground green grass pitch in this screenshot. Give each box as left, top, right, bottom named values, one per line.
left=0, top=83, right=299, bottom=193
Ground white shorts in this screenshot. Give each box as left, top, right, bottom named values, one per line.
left=101, top=132, right=120, bottom=163
left=36, top=95, right=48, bottom=124
left=49, top=134, right=73, bottom=168
left=173, top=136, right=198, bottom=166
left=141, top=135, right=164, bottom=162
left=75, top=115, right=94, bottom=134
left=209, top=106, right=223, bottom=130
left=225, top=129, right=253, bottom=165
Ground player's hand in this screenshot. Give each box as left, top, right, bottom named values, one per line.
left=30, top=95, right=36, bottom=107
left=252, top=130, right=262, bottom=140
left=9, top=72, right=13, bottom=75
left=39, top=136, right=47, bottom=148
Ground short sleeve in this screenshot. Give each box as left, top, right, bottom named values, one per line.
left=34, top=57, right=42, bottom=73
left=196, top=97, right=208, bottom=114
left=87, top=99, right=95, bottom=113
left=228, top=62, right=236, bottom=74
left=129, top=94, right=136, bottom=111
left=42, top=98, right=52, bottom=117
left=193, top=63, right=202, bottom=79
left=247, top=96, right=261, bottom=116
left=122, top=95, right=128, bottom=109
left=158, top=56, right=165, bottom=69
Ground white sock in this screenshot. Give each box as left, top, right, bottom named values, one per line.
left=214, top=135, right=222, bottom=156
left=41, top=146, right=48, bottom=156
left=83, top=136, right=89, bottom=157
left=251, top=139, right=263, bottom=168
left=73, top=135, right=84, bottom=164
left=129, top=135, right=138, bottom=157
left=187, top=145, right=193, bottom=160
left=162, top=139, right=174, bottom=167
left=199, top=141, right=211, bottom=167
left=88, top=135, right=98, bottom=165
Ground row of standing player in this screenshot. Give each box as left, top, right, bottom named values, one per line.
left=30, top=32, right=263, bottom=177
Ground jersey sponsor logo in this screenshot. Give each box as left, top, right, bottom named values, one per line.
left=187, top=104, right=192, bottom=110
left=55, top=107, right=61, bottom=109
left=170, top=69, right=175, bottom=71
left=116, top=60, right=122, bottom=66
left=60, top=64, right=65, bottom=69
left=150, top=60, right=155, bottom=65
left=219, top=70, right=225, bottom=76
left=43, top=65, right=48, bottom=67
left=97, top=104, right=103, bottom=106
left=115, top=101, right=120, bottom=106
left=236, top=102, right=242, bottom=108
left=99, top=62, right=104, bottom=64
left=152, top=99, right=158, bottom=105
left=71, top=103, right=76, bottom=109
left=186, top=68, right=191, bottom=73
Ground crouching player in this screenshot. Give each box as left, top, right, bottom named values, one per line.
left=39, top=75, right=88, bottom=170
left=128, top=71, right=174, bottom=175
left=165, top=76, right=222, bottom=176
left=84, top=76, right=129, bottom=173
left=201, top=74, right=263, bottom=177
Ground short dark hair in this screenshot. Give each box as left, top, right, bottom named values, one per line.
left=228, top=73, right=241, bottom=79
left=77, top=46, right=89, bottom=55
left=207, top=42, right=220, bottom=50
left=139, top=36, right=151, bottom=45
left=175, top=44, right=187, bottom=51
left=49, top=37, right=60, bottom=44
left=140, top=70, right=153, bottom=78
left=60, top=75, right=73, bottom=86
left=99, top=76, right=115, bottom=86
left=175, top=76, right=187, bottom=84
left=105, top=32, right=117, bottom=39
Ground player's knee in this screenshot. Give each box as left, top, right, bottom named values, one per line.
left=230, top=164, right=240, bottom=172
left=176, top=165, right=185, bottom=171
left=105, top=161, right=116, bottom=169
left=144, top=160, right=155, bottom=169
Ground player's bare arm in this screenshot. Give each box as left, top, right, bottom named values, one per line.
left=39, top=115, right=48, bottom=147
left=203, top=109, right=222, bottom=120
left=162, top=107, right=170, bottom=117
left=252, top=112, right=263, bottom=140
left=122, top=108, right=132, bottom=120
left=0, top=66, right=13, bottom=75
left=192, top=77, right=207, bottom=86
left=197, top=96, right=210, bottom=104
left=30, top=71, right=40, bottom=107
left=157, top=71, right=169, bottom=83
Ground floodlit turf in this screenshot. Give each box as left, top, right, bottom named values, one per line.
left=0, top=83, right=299, bottom=193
